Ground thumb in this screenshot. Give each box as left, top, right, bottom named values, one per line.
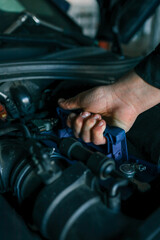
left=58, top=96, right=80, bottom=110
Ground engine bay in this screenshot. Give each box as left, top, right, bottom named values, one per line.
left=0, top=78, right=160, bottom=240
left=0, top=1, right=159, bottom=239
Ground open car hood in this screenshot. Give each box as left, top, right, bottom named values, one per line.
left=97, top=0, right=160, bottom=43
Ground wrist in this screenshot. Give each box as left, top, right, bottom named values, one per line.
left=112, top=71, right=160, bottom=116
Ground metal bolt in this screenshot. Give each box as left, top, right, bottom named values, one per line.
left=119, top=164, right=136, bottom=178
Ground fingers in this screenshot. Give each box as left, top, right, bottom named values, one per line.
left=91, top=120, right=107, bottom=145
left=80, top=114, right=101, bottom=143
left=66, top=113, right=77, bottom=128
left=74, top=112, right=91, bottom=138
left=67, top=112, right=91, bottom=138
left=58, top=96, right=80, bottom=110
left=67, top=112, right=107, bottom=145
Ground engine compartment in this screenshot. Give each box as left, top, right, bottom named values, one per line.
left=0, top=78, right=160, bottom=240
left=0, top=1, right=159, bottom=239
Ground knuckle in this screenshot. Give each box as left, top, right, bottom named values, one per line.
left=92, top=138, right=100, bottom=145
left=92, top=126, right=100, bottom=135
left=82, top=137, right=90, bottom=143
left=92, top=137, right=104, bottom=145
left=91, top=129, right=102, bottom=145
left=80, top=133, right=90, bottom=143
left=85, top=118, right=95, bottom=127
left=74, top=116, right=83, bottom=127
left=73, top=131, right=79, bottom=138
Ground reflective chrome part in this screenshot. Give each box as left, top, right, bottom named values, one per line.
left=3, top=11, right=64, bottom=35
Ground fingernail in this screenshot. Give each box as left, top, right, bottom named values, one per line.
left=93, top=114, right=101, bottom=120
left=58, top=98, right=65, bottom=104
left=98, top=120, right=104, bottom=126
left=80, top=112, right=91, bottom=118
left=69, top=113, right=77, bottom=119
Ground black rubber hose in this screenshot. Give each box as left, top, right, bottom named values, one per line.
left=33, top=134, right=60, bottom=144
left=0, top=124, right=31, bottom=138
left=0, top=58, right=142, bottom=83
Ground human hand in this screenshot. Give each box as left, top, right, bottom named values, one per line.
left=58, top=71, right=160, bottom=145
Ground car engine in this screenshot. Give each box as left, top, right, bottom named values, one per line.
left=0, top=0, right=160, bottom=239
left=0, top=76, right=160, bottom=240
